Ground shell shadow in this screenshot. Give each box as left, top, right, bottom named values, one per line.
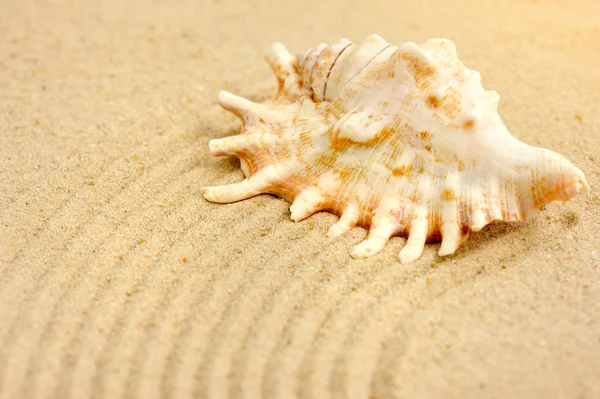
left=433, top=218, right=541, bottom=264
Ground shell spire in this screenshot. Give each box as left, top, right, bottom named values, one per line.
left=203, top=35, right=589, bottom=263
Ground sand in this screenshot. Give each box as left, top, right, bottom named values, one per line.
left=1, top=0, right=599, bottom=398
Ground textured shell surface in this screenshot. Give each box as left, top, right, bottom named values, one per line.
left=202, top=34, right=589, bottom=263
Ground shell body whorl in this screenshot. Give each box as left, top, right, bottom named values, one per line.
left=203, top=35, right=589, bottom=263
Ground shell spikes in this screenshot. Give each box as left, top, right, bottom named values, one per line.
left=202, top=35, right=589, bottom=263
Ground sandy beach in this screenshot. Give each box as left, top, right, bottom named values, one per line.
left=1, top=0, right=599, bottom=398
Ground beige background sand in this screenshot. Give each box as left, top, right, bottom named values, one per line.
left=1, top=0, right=599, bottom=398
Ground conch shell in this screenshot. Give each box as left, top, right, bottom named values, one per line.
left=202, top=34, right=589, bottom=263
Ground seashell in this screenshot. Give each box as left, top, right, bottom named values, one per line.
left=202, top=34, right=589, bottom=263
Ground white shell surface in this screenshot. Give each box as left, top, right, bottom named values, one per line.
left=203, top=35, right=589, bottom=263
